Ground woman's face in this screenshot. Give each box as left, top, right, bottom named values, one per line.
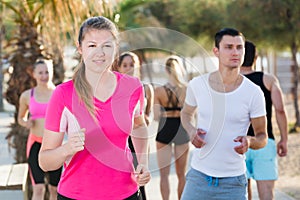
left=118, top=56, right=136, bottom=76
left=78, top=29, right=117, bottom=73
left=33, top=63, right=52, bottom=85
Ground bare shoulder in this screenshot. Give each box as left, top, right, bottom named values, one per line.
left=20, top=89, right=31, bottom=99
left=144, top=83, right=154, bottom=93
left=154, top=85, right=165, bottom=93
left=19, top=89, right=32, bottom=106
left=263, top=72, right=278, bottom=90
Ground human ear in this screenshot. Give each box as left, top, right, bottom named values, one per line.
left=213, top=47, right=219, bottom=56
left=76, top=41, right=82, bottom=55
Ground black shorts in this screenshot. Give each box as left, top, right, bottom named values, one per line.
left=156, top=117, right=190, bottom=145
left=28, top=142, right=62, bottom=186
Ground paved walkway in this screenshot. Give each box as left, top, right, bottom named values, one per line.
left=0, top=100, right=295, bottom=200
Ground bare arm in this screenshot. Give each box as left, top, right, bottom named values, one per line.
left=248, top=116, right=268, bottom=149
left=268, top=75, right=288, bottom=156
left=131, top=115, right=151, bottom=186
left=234, top=116, right=267, bottom=154
left=180, top=103, right=197, bottom=137
left=180, top=103, right=206, bottom=148
left=153, top=87, right=162, bottom=121
left=18, top=90, right=32, bottom=128
left=144, top=84, right=154, bottom=125
left=39, top=129, right=85, bottom=171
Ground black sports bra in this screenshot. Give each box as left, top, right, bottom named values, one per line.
left=161, top=84, right=182, bottom=111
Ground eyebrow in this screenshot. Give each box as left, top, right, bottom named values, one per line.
left=86, top=40, right=114, bottom=46
left=223, top=44, right=243, bottom=47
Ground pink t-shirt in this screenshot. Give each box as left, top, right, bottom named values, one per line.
left=45, top=72, right=144, bottom=199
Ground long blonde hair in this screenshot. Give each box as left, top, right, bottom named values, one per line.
left=165, top=55, right=187, bottom=106
left=73, top=16, right=119, bottom=117
left=165, top=55, right=187, bottom=88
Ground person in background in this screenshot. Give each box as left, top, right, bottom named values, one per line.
left=180, top=28, right=267, bottom=200
left=18, top=60, right=62, bottom=200
left=154, top=55, right=190, bottom=200
left=116, top=51, right=154, bottom=126
left=38, top=16, right=150, bottom=200
left=115, top=51, right=154, bottom=200
left=241, top=40, right=288, bottom=200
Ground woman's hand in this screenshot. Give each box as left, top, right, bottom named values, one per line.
left=25, top=119, right=34, bottom=129
left=63, top=128, right=85, bottom=156
left=135, top=164, right=151, bottom=186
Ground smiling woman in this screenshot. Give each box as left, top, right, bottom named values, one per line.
left=38, top=16, right=151, bottom=200
left=17, top=59, right=62, bottom=200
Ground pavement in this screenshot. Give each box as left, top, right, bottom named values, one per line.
left=0, top=99, right=295, bottom=200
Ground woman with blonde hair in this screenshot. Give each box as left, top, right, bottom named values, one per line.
left=39, top=16, right=150, bottom=200
left=154, top=55, right=190, bottom=200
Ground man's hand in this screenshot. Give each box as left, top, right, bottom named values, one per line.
left=191, top=128, right=206, bottom=148
left=234, top=136, right=249, bottom=154
left=277, top=139, right=288, bottom=157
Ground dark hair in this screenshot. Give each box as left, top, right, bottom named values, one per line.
left=215, top=28, right=245, bottom=48
left=34, top=59, right=46, bottom=68
left=242, top=41, right=256, bottom=67
left=118, top=52, right=140, bottom=67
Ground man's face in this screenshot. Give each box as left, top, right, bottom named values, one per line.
left=214, top=35, right=245, bottom=69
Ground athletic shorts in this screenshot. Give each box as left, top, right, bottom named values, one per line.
left=27, top=133, right=62, bottom=186
left=181, top=168, right=247, bottom=200
left=156, top=117, right=190, bottom=145
left=245, top=138, right=278, bottom=181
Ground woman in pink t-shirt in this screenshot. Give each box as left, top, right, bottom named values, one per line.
left=39, top=16, right=151, bottom=200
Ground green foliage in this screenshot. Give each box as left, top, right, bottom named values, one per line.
left=114, top=0, right=160, bottom=30
left=226, top=0, right=300, bottom=50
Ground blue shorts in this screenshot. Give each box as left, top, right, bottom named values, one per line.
left=181, top=168, right=247, bottom=200
left=245, top=139, right=278, bottom=180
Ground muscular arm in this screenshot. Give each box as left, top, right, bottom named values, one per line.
left=266, top=74, right=288, bottom=156
left=234, top=116, right=267, bottom=154
left=248, top=116, right=268, bottom=149
left=180, top=103, right=206, bottom=148
left=180, top=103, right=197, bottom=137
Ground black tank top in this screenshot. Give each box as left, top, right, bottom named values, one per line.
left=245, top=72, right=274, bottom=140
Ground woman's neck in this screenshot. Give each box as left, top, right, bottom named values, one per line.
left=36, top=82, right=55, bottom=90
left=167, top=75, right=178, bottom=87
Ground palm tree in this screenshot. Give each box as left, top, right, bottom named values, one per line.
left=1, top=0, right=115, bottom=198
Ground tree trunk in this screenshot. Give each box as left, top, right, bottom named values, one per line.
left=0, top=16, right=4, bottom=112
left=290, top=41, right=300, bottom=130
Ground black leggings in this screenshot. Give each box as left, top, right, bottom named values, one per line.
left=57, top=190, right=142, bottom=200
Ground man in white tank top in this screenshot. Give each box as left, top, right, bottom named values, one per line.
left=180, top=28, right=267, bottom=200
